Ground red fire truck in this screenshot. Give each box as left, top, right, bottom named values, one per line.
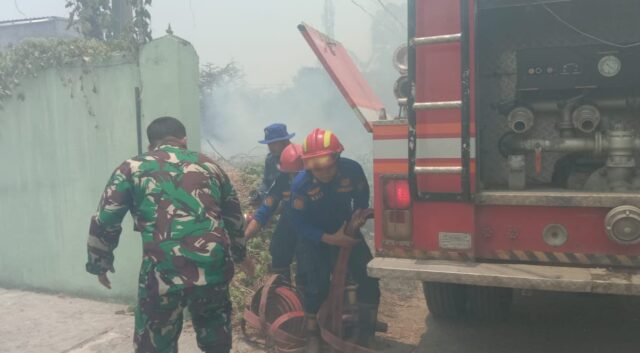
left=300, top=0, right=640, bottom=319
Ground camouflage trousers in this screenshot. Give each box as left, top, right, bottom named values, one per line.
left=134, top=283, right=232, bottom=353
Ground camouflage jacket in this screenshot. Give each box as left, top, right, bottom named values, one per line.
left=86, top=140, right=244, bottom=295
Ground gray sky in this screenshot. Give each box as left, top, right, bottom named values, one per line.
left=1, top=0, right=403, bottom=86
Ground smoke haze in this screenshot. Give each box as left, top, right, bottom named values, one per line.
left=201, top=2, right=407, bottom=170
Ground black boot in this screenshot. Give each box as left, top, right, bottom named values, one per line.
left=304, top=313, right=321, bottom=353
left=356, top=303, right=378, bottom=348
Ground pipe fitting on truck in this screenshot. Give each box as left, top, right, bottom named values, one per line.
left=500, top=134, right=598, bottom=154
left=605, top=205, right=640, bottom=245
left=507, top=107, right=535, bottom=134
left=606, top=125, right=636, bottom=191
left=507, top=155, right=526, bottom=190
left=572, top=105, right=601, bottom=134
left=559, top=101, right=578, bottom=137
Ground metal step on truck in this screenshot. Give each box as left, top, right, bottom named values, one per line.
left=300, top=0, right=640, bottom=319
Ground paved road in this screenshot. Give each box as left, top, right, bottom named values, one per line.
left=2, top=283, right=639, bottom=353
left=0, top=288, right=255, bottom=353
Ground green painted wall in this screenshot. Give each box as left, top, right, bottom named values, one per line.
left=140, top=36, right=201, bottom=148
left=0, top=35, right=200, bottom=302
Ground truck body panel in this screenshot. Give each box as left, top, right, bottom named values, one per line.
left=300, top=0, right=640, bottom=295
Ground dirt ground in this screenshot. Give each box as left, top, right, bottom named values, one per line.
left=2, top=280, right=640, bottom=353
left=377, top=280, right=640, bottom=353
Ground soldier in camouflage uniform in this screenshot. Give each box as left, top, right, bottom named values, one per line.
left=86, top=117, right=246, bottom=353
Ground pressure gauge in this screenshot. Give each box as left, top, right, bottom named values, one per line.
left=598, top=55, right=622, bottom=77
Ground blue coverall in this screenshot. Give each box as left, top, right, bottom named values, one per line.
left=290, top=157, right=381, bottom=314
left=258, top=153, right=280, bottom=200
left=254, top=172, right=302, bottom=282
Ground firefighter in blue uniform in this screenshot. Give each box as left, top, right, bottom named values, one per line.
left=290, top=128, right=381, bottom=352
left=252, top=123, right=294, bottom=204
left=244, top=144, right=305, bottom=284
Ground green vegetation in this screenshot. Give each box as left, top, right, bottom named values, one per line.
left=0, top=38, right=135, bottom=108
left=65, top=0, right=153, bottom=42
left=228, top=161, right=276, bottom=316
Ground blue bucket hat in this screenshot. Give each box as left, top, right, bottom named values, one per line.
left=258, top=123, right=295, bottom=144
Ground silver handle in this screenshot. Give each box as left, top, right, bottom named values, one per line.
left=413, top=101, right=462, bottom=111
left=415, top=166, right=463, bottom=174
left=411, top=33, right=461, bottom=46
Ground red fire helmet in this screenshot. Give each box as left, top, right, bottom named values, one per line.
left=278, top=144, right=304, bottom=173
left=301, top=128, right=344, bottom=169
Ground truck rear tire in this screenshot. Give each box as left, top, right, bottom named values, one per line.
left=422, top=282, right=467, bottom=319
left=466, top=285, right=513, bottom=321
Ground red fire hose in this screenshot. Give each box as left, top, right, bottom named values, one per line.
left=241, top=274, right=306, bottom=353
left=242, top=208, right=378, bottom=353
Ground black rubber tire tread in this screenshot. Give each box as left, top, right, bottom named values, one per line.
left=422, top=282, right=467, bottom=319
left=466, top=285, right=513, bottom=321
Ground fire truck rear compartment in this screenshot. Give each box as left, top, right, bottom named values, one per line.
left=475, top=0, right=640, bottom=254
left=477, top=1, right=640, bottom=195
left=371, top=1, right=640, bottom=297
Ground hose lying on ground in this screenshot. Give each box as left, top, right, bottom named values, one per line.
left=241, top=274, right=306, bottom=353
left=242, top=208, right=378, bottom=353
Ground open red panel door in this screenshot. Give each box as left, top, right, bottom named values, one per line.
left=298, top=22, right=386, bottom=133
